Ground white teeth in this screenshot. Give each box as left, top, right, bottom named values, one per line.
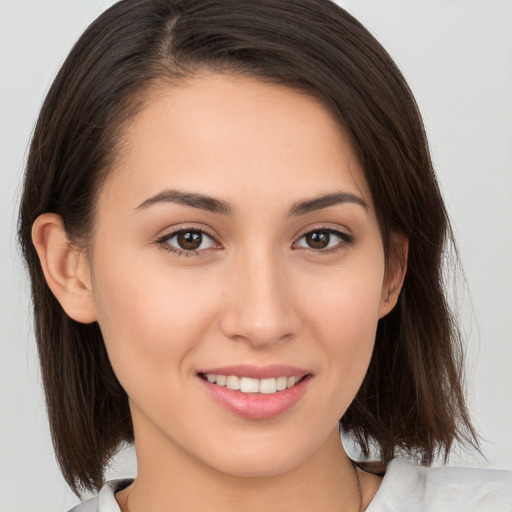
left=287, top=376, right=297, bottom=387
left=204, top=373, right=303, bottom=394
left=226, top=375, right=240, bottom=390
left=259, top=378, right=277, bottom=394
left=240, top=377, right=259, bottom=393
left=276, top=376, right=287, bottom=391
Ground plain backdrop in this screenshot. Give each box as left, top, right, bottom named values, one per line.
left=1, top=1, right=511, bottom=510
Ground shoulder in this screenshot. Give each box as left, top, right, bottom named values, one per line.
left=367, top=458, right=512, bottom=511
left=67, top=479, right=132, bottom=512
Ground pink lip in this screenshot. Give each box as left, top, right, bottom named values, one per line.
left=197, top=364, right=309, bottom=380
left=197, top=365, right=312, bottom=420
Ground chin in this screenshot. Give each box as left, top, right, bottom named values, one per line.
left=211, top=453, right=303, bottom=479
left=195, top=432, right=320, bottom=479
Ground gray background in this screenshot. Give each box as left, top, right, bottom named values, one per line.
left=1, top=0, right=511, bottom=510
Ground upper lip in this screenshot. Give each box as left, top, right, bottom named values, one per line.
left=197, top=364, right=310, bottom=380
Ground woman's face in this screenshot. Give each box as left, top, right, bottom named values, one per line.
left=88, top=74, right=392, bottom=477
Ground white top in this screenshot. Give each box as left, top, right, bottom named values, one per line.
left=68, top=458, right=512, bottom=511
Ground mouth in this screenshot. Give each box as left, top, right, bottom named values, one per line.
left=197, top=365, right=312, bottom=420
left=198, top=373, right=306, bottom=395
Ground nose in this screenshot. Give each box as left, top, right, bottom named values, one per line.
left=219, top=248, right=301, bottom=348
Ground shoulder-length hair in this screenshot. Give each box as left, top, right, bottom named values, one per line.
left=18, top=0, right=477, bottom=495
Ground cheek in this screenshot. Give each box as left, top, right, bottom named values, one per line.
left=90, top=251, right=220, bottom=387
left=299, top=257, right=384, bottom=400
left=302, top=256, right=384, bottom=340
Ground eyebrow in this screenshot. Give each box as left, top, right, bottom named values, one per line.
left=289, top=192, right=367, bottom=215
left=136, top=189, right=367, bottom=216
left=136, top=189, right=233, bottom=215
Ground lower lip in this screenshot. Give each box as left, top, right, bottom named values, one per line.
left=199, top=375, right=311, bottom=420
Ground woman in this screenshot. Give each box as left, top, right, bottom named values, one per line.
left=17, top=0, right=511, bottom=510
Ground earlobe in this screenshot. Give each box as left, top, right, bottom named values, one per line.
left=32, top=213, right=97, bottom=324
left=379, top=235, right=408, bottom=318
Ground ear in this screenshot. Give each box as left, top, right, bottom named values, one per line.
left=32, top=213, right=97, bottom=324
left=379, top=234, right=408, bottom=318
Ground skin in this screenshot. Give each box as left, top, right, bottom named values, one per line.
left=33, top=74, right=406, bottom=511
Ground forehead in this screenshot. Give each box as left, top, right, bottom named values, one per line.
left=99, top=73, right=372, bottom=215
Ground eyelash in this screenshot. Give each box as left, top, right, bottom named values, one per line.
left=295, top=227, right=354, bottom=255
left=155, top=225, right=354, bottom=257
left=155, top=226, right=218, bottom=257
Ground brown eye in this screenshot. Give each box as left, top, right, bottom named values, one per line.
left=295, top=228, right=353, bottom=253
left=162, top=229, right=216, bottom=253
left=177, top=231, right=203, bottom=250
left=304, top=230, right=331, bottom=249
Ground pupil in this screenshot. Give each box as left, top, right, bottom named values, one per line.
left=177, top=231, right=202, bottom=250
left=306, top=231, right=330, bottom=249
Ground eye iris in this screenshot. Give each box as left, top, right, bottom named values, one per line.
left=177, top=231, right=202, bottom=250
left=306, top=231, right=330, bottom=249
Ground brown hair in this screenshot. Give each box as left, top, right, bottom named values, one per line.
left=18, top=0, right=477, bottom=496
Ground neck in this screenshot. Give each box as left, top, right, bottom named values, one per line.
left=118, top=428, right=364, bottom=512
